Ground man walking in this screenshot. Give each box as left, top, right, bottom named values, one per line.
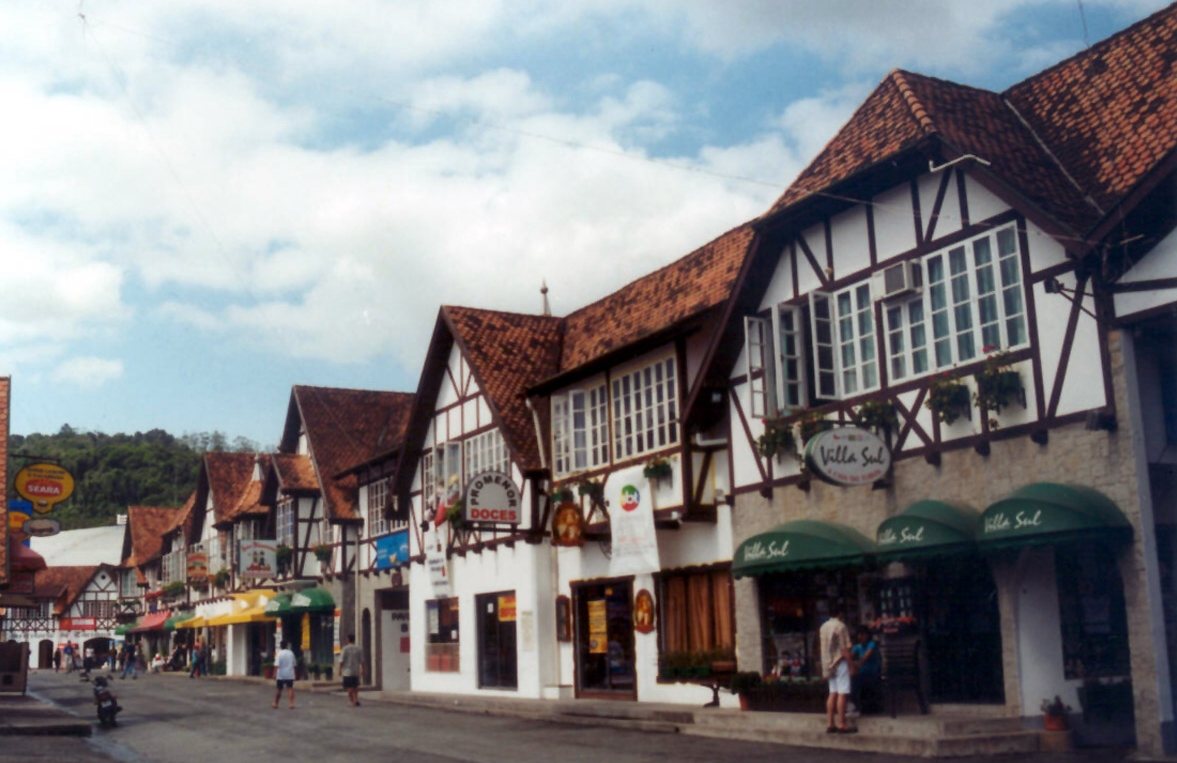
left=120, top=641, right=138, bottom=680
left=339, top=634, right=363, bottom=707
left=819, top=603, right=856, bottom=734
left=272, top=641, right=296, bottom=709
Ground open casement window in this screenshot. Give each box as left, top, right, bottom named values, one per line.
left=809, top=284, right=878, bottom=400
left=436, top=442, right=462, bottom=505
left=925, top=226, right=1028, bottom=368
left=744, top=316, right=776, bottom=418
left=551, top=383, right=609, bottom=477
left=773, top=304, right=807, bottom=412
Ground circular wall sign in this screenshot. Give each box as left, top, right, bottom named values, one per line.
left=803, top=426, right=891, bottom=486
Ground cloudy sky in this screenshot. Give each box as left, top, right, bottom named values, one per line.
left=0, top=0, right=1166, bottom=447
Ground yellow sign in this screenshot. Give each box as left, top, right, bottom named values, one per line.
left=498, top=594, right=516, bottom=622
left=14, top=463, right=75, bottom=514
left=588, top=599, right=607, bottom=654
left=301, top=613, right=311, bottom=651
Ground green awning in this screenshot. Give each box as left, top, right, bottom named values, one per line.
left=977, top=483, right=1132, bottom=551
left=114, top=621, right=138, bottom=636
left=876, top=500, right=979, bottom=561
left=163, top=614, right=188, bottom=631
left=733, top=520, right=876, bottom=578
left=264, top=593, right=293, bottom=616
left=288, top=587, right=335, bottom=614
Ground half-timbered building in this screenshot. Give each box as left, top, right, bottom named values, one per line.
left=713, top=7, right=1176, bottom=755
left=11, top=565, right=120, bottom=669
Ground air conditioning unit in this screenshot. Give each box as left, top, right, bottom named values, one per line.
left=880, top=261, right=922, bottom=300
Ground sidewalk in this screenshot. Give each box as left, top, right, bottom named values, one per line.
left=0, top=691, right=91, bottom=737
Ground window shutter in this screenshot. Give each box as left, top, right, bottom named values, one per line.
left=809, top=292, right=839, bottom=399
left=744, top=316, right=772, bottom=417
left=773, top=304, right=807, bottom=411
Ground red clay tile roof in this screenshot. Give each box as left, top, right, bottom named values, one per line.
left=561, top=224, right=755, bottom=370
left=290, top=387, right=415, bottom=521
left=767, top=4, right=1177, bottom=238
left=445, top=307, right=564, bottom=471
left=33, top=565, right=98, bottom=614
left=123, top=506, right=184, bottom=567
left=272, top=453, right=318, bottom=493
left=0, top=378, right=9, bottom=585
left=204, top=452, right=259, bottom=524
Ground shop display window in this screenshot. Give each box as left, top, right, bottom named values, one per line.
left=1056, top=544, right=1129, bottom=679
left=756, top=570, right=861, bottom=678
left=426, top=597, right=460, bottom=672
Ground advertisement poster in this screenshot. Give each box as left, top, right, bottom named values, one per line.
left=238, top=540, right=277, bottom=580
left=425, top=526, right=451, bottom=597
left=607, top=466, right=660, bottom=576
left=588, top=599, right=607, bottom=654
left=186, top=551, right=208, bottom=580
left=498, top=594, right=517, bottom=622
left=374, top=529, right=410, bottom=571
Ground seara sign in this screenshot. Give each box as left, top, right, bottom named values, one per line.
left=14, top=463, right=75, bottom=513
left=464, top=470, right=521, bottom=525
left=803, top=426, right=891, bottom=487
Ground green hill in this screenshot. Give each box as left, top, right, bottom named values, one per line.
left=8, top=426, right=262, bottom=530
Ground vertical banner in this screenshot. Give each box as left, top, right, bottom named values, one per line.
left=425, top=525, right=451, bottom=597
left=607, top=467, right=661, bottom=575
left=301, top=613, right=311, bottom=651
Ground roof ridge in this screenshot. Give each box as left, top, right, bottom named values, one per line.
left=1005, top=2, right=1177, bottom=96
left=888, top=69, right=937, bottom=135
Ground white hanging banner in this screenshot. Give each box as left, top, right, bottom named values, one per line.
left=607, top=466, right=660, bottom=576
left=424, top=524, right=451, bottom=598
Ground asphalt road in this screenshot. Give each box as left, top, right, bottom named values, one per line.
left=21, top=670, right=1135, bottom=763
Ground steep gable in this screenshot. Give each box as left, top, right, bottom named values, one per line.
left=33, top=565, right=98, bottom=615
left=123, top=505, right=183, bottom=567
left=205, top=452, right=260, bottom=525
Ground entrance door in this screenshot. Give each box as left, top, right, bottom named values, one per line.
left=37, top=640, right=54, bottom=669
left=476, top=591, right=517, bottom=689
left=379, top=589, right=410, bottom=691
left=920, top=556, right=1004, bottom=703
left=573, top=580, right=635, bottom=698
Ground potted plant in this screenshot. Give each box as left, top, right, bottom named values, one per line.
left=162, top=581, right=187, bottom=599
left=444, top=501, right=466, bottom=531
left=659, top=650, right=692, bottom=680
left=212, top=568, right=231, bottom=590
left=643, top=456, right=673, bottom=481
left=323, top=663, right=333, bottom=680
left=276, top=545, right=293, bottom=574
left=757, top=417, right=795, bottom=461
left=709, top=647, right=737, bottom=674
left=189, top=578, right=209, bottom=595
left=313, top=543, right=333, bottom=564
left=925, top=372, right=970, bottom=424
left=730, top=671, right=763, bottom=711
left=797, top=410, right=831, bottom=447
left=262, top=659, right=275, bottom=679
left=688, top=651, right=712, bottom=678
left=577, top=478, right=604, bottom=508
left=973, top=348, right=1023, bottom=427
left=852, top=399, right=899, bottom=433
left=552, top=486, right=575, bottom=503
left=1041, top=695, right=1072, bottom=731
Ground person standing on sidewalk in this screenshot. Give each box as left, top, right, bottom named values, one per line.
left=339, top=634, right=363, bottom=707
left=189, top=638, right=204, bottom=678
left=819, top=603, right=856, bottom=734
left=120, top=642, right=138, bottom=680
left=272, top=641, right=296, bottom=709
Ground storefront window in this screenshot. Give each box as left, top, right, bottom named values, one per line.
left=756, top=570, right=862, bottom=677
left=426, top=597, right=460, bottom=672
left=1056, top=544, right=1130, bottom=679
left=658, top=566, right=734, bottom=658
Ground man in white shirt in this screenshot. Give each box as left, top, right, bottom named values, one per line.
left=272, top=641, right=296, bottom=709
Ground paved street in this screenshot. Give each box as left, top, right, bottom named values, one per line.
left=19, top=670, right=1138, bottom=763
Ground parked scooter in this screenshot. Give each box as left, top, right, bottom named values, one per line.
left=91, top=675, right=121, bottom=727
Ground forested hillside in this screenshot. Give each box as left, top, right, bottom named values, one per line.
left=8, top=426, right=262, bottom=530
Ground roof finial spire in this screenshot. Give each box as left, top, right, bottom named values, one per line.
left=541, top=280, right=550, bottom=317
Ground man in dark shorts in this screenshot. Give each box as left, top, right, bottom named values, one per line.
left=339, top=634, right=363, bottom=707
left=272, top=640, right=296, bottom=709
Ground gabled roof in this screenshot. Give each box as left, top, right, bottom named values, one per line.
left=122, top=506, right=184, bottom=567
left=33, top=565, right=99, bottom=614
left=203, top=452, right=268, bottom=527
left=272, top=453, right=318, bottom=493
left=446, top=306, right=564, bottom=471
left=766, top=4, right=1177, bottom=241
left=560, top=223, right=754, bottom=370
left=279, top=386, right=415, bottom=522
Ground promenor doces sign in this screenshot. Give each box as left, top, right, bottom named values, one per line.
left=464, top=470, right=522, bottom=526
left=803, top=426, right=891, bottom=487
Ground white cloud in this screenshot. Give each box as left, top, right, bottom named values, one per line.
left=51, top=357, right=124, bottom=389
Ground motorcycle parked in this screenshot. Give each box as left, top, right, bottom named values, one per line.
left=92, top=675, right=121, bottom=727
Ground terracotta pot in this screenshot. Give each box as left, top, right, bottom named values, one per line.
left=739, top=695, right=750, bottom=711
left=1044, top=713, right=1068, bottom=731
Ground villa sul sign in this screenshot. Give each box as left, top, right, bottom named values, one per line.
left=803, top=426, right=891, bottom=487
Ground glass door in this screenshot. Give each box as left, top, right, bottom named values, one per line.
left=574, top=580, right=635, bottom=698
left=477, top=591, right=517, bottom=689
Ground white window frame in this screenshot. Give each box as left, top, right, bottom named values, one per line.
left=773, top=304, right=807, bottom=413
left=464, top=429, right=510, bottom=479
left=744, top=316, right=774, bottom=418
left=367, top=477, right=390, bottom=538
left=612, top=356, right=679, bottom=460
left=884, top=297, right=930, bottom=382
left=277, top=497, right=296, bottom=548
left=809, top=282, right=879, bottom=399
left=922, top=225, right=1028, bottom=369
left=551, top=381, right=609, bottom=477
